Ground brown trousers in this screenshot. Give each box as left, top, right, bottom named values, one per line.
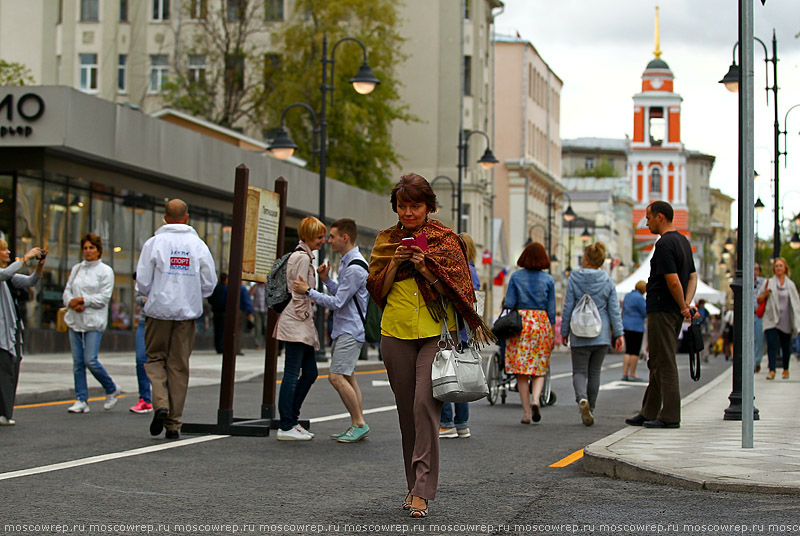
left=144, top=317, right=196, bottom=431
left=381, top=334, right=456, bottom=501
left=641, top=311, right=684, bottom=424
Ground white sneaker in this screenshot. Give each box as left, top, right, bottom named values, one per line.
left=104, top=385, right=122, bottom=410
left=277, top=427, right=312, bottom=441
left=294, top=424, right=314, bottom=438
left=68, top=400, right=90, bottom=413
left=0, top=415, right=16, bottom=426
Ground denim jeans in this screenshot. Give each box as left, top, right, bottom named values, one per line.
left=570, top=344, right=610, bottom=410
left=278, top=342, right=318, bottom=431
left=766, top=328, right=792, bottom=371
left=440, top=402, right=469, bottom=429
left=136, top=320, right=151, bottom=403
left=69, top=329, right=116, bottom=402
left=754, top=316, right=766, bottom=369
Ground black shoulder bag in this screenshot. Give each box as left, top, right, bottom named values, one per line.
left=687, top=312, right=704, bottom=381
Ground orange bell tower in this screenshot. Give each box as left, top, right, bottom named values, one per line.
left=629, top=4, right=690, bottom=251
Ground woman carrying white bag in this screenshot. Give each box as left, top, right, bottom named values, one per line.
left=561, top=242, right=624, bottom=426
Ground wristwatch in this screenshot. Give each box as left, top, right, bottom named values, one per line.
left=304, top=288, right=311, bottom=296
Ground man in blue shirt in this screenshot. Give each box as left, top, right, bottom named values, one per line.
left=293, top=218, right=370, bottom=443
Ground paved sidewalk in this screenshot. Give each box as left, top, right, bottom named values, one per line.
left=14, top=347, right=385, bottom=406
left=584, top=366, right=800, bottom=494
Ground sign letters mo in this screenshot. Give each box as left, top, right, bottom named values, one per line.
left=0, top=92, right=45, bottom=138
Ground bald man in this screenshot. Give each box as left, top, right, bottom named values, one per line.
left=135, top=199, right=217, bottom=439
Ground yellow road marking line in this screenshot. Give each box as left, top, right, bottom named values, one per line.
left=15, top=369, right=388, bottom=408
left=549, top=448, right=584, bottom=467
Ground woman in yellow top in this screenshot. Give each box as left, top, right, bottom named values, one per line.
left=366, top=173, right=493, bottom=518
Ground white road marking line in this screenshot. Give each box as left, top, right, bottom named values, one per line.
left=309, top=405, right=397, bottom=424
left=0, top=435, right=229, bottom=482
left=4, top=405, right=401, bottom=482
left=371, top=380, right=391, bottom=387
left=599, top=380, right=649, bottom=391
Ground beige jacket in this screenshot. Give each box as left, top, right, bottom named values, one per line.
left=273, top=241, right=319, bottom=350
left=761, top=276, right=800, bottom=336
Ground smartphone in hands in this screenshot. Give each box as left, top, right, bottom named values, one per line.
left=401, top=237, right=416, bottom=249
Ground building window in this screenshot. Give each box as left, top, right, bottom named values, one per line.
left=463, top=56, right=472, bottom=96
left=188, top=55, right=206, bottom=85
left=189, top=0, right=207, bottom=20
left=227, top=0, right=246, bottom=22
left=152, top=0, right=170, bottom=21
left=79, top=53, right=98, bottom=92
left=585, top=157, right=594, bottom=170
left=648, top=106, right=665, bottom=146
left=149, top=55, right=169, bottom=93
left=225, top=53, right=245, bottom=95
left=650, top=167, right=662, bottom=194
left=120, top=0, right=128, bottom=21
left=80, top=0, right=99, bottom=22
left=264, top=0, right=283, bottom=21
left=263, top=53, right=281, bottom=91
left=117, top=54, right=127, bottom=92
left=464, top=0, right=470, bottom=19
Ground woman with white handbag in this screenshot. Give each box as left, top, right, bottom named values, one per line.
left=561, top=242, right=624, bottom=426
left=366, top=174, right=493, bottom=518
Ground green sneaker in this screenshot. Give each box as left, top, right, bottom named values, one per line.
left=330, top=426, right=354, bottom=440
left=336, top=423, right=370, bottom=443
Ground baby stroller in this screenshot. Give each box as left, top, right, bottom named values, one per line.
left=485, top=339, right=557, bottom=407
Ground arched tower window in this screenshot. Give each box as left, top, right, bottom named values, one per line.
left=648, top=107, right=665, bottom=146
left=650, top=167, right=662, bottom=196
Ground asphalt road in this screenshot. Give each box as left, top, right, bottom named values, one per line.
left=3, top=351, right=799, bottom=536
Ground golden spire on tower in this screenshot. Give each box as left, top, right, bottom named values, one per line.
left=653, top=3, right=662, bottom=59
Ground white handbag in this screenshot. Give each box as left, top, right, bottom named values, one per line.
left=431, top=303, right=489, bottom=403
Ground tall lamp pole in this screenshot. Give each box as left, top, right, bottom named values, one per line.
left=431, top=175, right=458, bottom=225
left=720, top=30, right=779, bottom=259
left=268, top=34, right=380, bottom=358
left=549, top=191, right=575, bottom=265
left=456, top=129, right=498, bottom=233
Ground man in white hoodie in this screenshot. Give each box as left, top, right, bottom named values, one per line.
left=135, top=199, right=217, bottom=439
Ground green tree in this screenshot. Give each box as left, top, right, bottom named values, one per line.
left=261, top=0, right=416, bottom=192
left=574, top=156, right=618, bottom=178
left=162, top=0, right=268, bottom=128
left=0, top=60, right=35, bottom=86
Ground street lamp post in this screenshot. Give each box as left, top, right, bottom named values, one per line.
left=720, top=30, right=779, bottom=259
left=549, top=191, right=575, bottom=267
left=755, top=197, right=764, bottom=262
left=430, top=175, right=458, bottom=225
left=456, top=129, right=498, bottom=233
left=268, top=34, right=380, bottom=359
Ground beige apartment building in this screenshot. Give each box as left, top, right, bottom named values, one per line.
left=711, top=187, right=735, bottom=300
left=492, top=35, right=563, bottom=306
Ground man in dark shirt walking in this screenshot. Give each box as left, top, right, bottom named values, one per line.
left=626, top=201, right=698, bottom=429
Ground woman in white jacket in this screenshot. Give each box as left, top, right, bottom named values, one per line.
left=63, top=233, right=120, bottom=413
left=758, top=257, right=800, bottom=380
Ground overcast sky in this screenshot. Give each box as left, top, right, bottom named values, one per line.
left=495, top=0, right=800, bottom=236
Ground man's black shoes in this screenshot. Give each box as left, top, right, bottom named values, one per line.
left=643, top=419, right=680, bottom=429
left=165, top=429, right=180, bottom=440
left=625, top=414, right=646, bottom=426
left=150, top=408, right=168, bottom=436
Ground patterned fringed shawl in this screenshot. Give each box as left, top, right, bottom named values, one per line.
left=366, top=218, right=496, bottom=346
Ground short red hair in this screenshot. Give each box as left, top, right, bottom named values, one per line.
left=517, top=241, right=550, bottom=270
left=390, top=173, right=437, bottom=214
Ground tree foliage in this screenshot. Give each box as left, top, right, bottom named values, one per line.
left=162, top=0, right=415, bottom=193
left=162, top=0, right=268, bottom=128
left=573, top=156, right=619, bottom=178
left=0, top=60, right=35, bottom=86
left=262, top=0, right=417, bottom=192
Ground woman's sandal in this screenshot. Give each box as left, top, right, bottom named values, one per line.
left=409, top=498, right=428, bottom=518
left=402, top=492, right=413, bottom=510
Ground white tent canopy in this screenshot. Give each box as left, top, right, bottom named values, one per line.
left=616, top=248, right=726, bottom=305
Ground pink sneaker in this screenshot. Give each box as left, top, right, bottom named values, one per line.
left=129, top=399, right=153, bottom=414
